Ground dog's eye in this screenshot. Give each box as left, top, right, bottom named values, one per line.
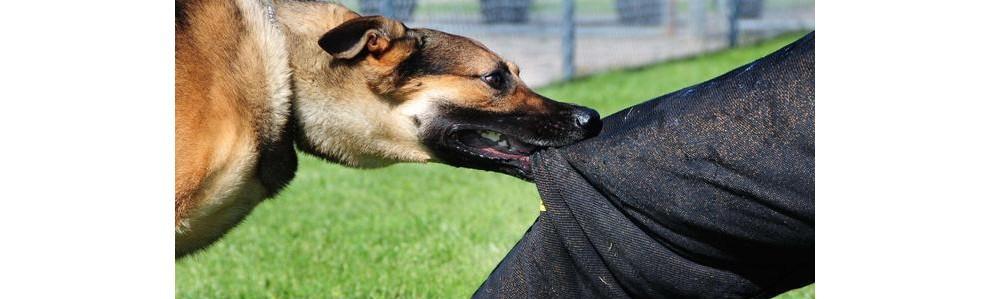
left=481, top=71, right=505, bottom=89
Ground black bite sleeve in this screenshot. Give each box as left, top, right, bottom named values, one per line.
left=475, top=32, right=815, bottom=299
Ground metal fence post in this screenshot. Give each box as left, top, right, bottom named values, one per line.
left=728, top=0, right=740, bottom=47
left=562, top=0, right=576, bottom=81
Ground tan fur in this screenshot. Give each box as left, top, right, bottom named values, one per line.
left=402, top=75, right=544, bottom=113
left=278, top=2, right=431, bottom=167
left=175, top=0, right=428, bottom=256
left=176, top=0, right=576, bottom=257
left=175, top=0, right=292, bottom=256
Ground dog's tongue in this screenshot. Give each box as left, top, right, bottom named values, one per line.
left=480, top=147, right=519, bottom=157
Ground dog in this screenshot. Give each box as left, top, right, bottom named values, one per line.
left=175, top=0, right=602, bottom=258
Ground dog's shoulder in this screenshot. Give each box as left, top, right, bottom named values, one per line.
left=175, top=0, right=296, bottom=256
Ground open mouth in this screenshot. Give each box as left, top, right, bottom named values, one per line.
left=424, top=103, right=600, bottom=180
left=448, top=128, right=544, bottom=177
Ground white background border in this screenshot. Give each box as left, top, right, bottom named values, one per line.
left=1, top=0, right=989, bottom=298
left=817, top=0, right=990, bottom=297
left=0, top=0, right=174, bottom=297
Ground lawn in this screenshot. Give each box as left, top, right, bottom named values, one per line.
left=176, top=33, right=814, bottom=298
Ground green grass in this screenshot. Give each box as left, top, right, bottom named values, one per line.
left=176, top=33, right=813, bottom=298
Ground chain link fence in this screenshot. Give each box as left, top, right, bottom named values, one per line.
left=338, top=0, right=815, bottom=87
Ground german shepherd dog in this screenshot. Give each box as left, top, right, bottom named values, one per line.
left=175, top=0, right=601, bottom=257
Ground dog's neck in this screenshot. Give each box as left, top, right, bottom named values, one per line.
left=276, top=1, right=368, bottom=113
left=215, top=0, right=293, bottom=196
left=274, top=1, right=358, bottom=77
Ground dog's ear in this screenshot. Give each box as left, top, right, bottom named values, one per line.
left=318, top=16, right=405, bottom=60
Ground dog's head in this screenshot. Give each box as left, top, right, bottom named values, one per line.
left=283, top=8, right=600, bottom=180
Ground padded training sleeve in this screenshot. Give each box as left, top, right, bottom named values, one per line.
left=475, top=32, right=815, bottom=299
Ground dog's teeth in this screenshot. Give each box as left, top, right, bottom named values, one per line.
left=481, top=131, right=501, bottom=142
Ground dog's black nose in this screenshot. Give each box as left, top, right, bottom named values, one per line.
left=572, top=107, right=602, bottom=138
